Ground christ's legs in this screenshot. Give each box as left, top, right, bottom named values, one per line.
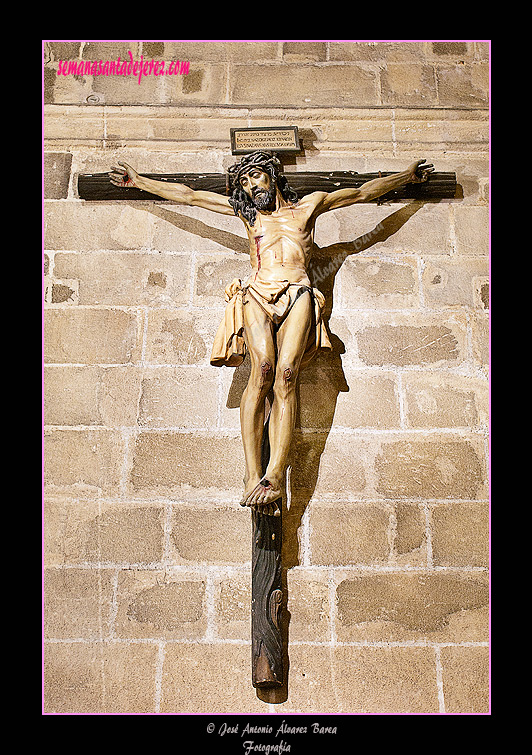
left=239, top=296, right=276, bottom=504
left=244, top=291, right=313, bottom=509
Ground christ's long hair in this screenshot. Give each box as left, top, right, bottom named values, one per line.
left=227, top=151, right=299, bottom=225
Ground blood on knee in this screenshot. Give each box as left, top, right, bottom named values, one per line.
left=259, top=361, right=273, bottom=388
left=283, top=367, right=293, bottom=383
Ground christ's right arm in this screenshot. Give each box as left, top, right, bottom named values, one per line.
left=109, top=161, right=235, bottom=215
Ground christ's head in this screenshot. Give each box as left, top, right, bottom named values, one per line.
left=227, top=151, right=298, bottom=225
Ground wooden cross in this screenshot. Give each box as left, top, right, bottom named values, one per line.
left=78, top=128, right=456, bottom=692
left=79, top=167, right=456, bottom=203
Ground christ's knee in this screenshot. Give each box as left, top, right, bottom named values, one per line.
left=250, top=359, right=274, bottom=395
left=274, top=363, right=297, bottom=398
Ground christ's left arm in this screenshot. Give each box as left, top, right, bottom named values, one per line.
left=310, top=159, right=434, bottom=215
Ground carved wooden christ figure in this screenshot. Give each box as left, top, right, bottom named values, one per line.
left=110, top=151, right=434, bottom=514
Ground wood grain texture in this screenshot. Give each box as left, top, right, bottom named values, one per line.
left=77, top=171, right=457, bottom=202
left=251, top=413, right=283, bottom=688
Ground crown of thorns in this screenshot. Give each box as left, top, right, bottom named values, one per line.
left=227, top=151, right=282, bottom=189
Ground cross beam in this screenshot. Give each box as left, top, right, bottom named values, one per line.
left=78, top=170, right=457, bottom=203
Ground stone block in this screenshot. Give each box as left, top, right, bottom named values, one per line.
left=194, top=253, right=252, bottom=306
left=141, top=42, right=165, bottom=58
left=163, top=41, right=280, bottom=62
left=43, top=641, right=157, bottom=713
left=357, top=322, right=455, bottom=368
left=394, top=502, right=427, bottom=565
left=43, top=104, right=106, bottom=141
left=138, top=367, right=219, bottom=429
left=96, top=503, right=166, bottom=564
left=44, top=428, right=124, bottom=496
left=453, top=206, right=489, bottom=255
left=436, top=63, right=489, bottom=107
left=282, top=42, right=327, bottom=61
left=330, top=311, right=466, bottom=371
left=354, top=312, right=467, bottom=368
left=215, top=572, right=251, bottom=640
left=422, top=256, right=489, bottom=308
left=277, top=645, right=338, bottom=712
left=402, top=372, right=488, bottom=430
left=440, top=646, right=490, bottom=713
left=169, top=505, right=251, bottom=564
left=85, top=69, right=168, bottom=107
left=336, top=571, right=489, bottom=643
left=44, top=499, right=165, bottom=565
left=474, top=42, right=490, bottom=61
left=431, top=42, right=469, bottom=58
left=144, top=309, right=216, bottom=366
left=312, top=210, right=343, bottom=250
left=289, top=432, right=369, bottom=500
left=48, top=71, right=96, bottom=105
left=44, top=497, right=100, bottom=566
left=329, top=41, right=427, bottom=62
left=218, top=363, right=246, bottom=430
left=321, top=116, right=393, bottom=147
left=45, top=42, right=82, bottom=62
left=128, top=431, right=245, bottom=501
left=114, top=570, right=206, bottom=639
left=285, top=569, right=331, bottom=642
left=44, top=308, right=142, bottom=364
left=101, top=107, right=249, bottom=148
left=338, top=256, right=419, bottom=309
left=309, top=503, right=390, bottom=565
left=375, top=437, right=486, bottom=499
left=82, top=41, right=139, bottom=61
left=44, top=152, right=73, bottom=198
left=150, top=204, right=247, bottom=254
left=299, top=366, right=401, bottom=430
left=46, top=280, right=79, bottom=305
left=334, top=201, right=452, bottom=255
left=44, top=202, right=153, bottom=251
left=231, top=64, right=378, bottom=107
left=44, top=568, right=114, bottom=639
left=53, top=252, right=191, bottom=307
left=380, top=63, right=438, bottom=106
left=165, top=63, right=228, bottom=105
left=160, top=643, right=265, bottom=713
left=283, top=645, right=439, bottom=713
left=393, top=111, right=489, bottom=150
left=44, top=365, right=141, bottom=426
left=431, top=502, right=489, bottom=567
left=471, top=311, right=489, bottom=370
left=332, top=646, right=440, bottom=713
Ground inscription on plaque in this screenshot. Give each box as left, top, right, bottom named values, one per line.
left=230, top=126, right=300, bottom=155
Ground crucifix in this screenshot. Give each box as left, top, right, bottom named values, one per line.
left=79, top=127, right=456, bottom=690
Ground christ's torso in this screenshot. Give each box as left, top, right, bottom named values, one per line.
left=245, top=201, right=315, bottom=286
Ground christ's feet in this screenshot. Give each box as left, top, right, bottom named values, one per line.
left=240, top=477, right=281, bottom=516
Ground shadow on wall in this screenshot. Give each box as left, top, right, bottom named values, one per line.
left=147, top=203, right=250, bottom=254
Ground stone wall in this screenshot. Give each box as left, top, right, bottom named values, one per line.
left=43, top=40, right=490, bottom=715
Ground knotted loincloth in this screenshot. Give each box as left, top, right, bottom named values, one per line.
left=210, top=275, right=332, bottom=368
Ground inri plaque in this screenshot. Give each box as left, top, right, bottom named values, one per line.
left=230, top=126, right=301, bottom=155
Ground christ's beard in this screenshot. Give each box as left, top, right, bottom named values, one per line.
left=251, top=187, right=276, bottom=211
